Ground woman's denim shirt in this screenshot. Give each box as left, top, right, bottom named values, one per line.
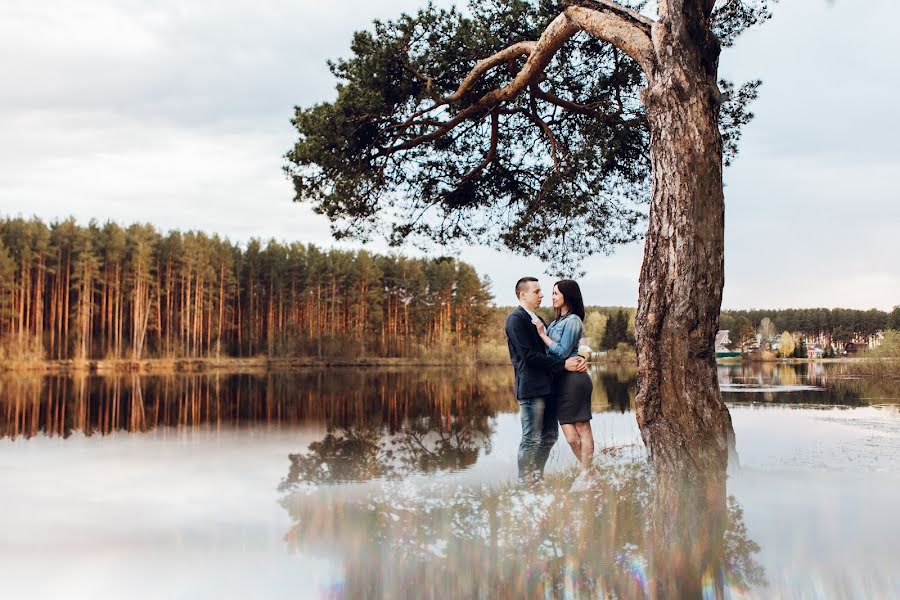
left=546, top=314, right=584, bottom=358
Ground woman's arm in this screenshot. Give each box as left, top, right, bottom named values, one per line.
left=532, top=319, right=555, bottom=349
left=546, top=316, right=582, bottom=357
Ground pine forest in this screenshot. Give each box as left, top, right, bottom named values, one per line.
left=0, top=217, right=494, bottom=362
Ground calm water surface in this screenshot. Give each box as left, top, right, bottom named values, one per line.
left=1, top=363, right=898, bottom=598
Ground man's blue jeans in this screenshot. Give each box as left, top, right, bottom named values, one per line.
left=517, top=395, right=558, bottom=482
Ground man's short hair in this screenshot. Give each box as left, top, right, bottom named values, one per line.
left=515, top=277, right=539, bottom=299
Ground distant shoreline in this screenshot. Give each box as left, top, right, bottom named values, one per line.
left=0, top=356, right=508, bottom=375
left=717, top=357, right=865, bottom=364
left=0, top=355, right=871, bottom=375
left=1, top=355, right=642, bottom=374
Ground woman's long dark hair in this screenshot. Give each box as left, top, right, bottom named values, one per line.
left=553, top=279, right=585, bottom=322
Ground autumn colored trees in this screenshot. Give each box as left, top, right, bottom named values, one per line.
left=0, top=217, right=492, bottom=361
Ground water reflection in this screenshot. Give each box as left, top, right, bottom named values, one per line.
left=717, top=363, right=865, bottom=405
left=2, top=366, right=898, bottom=598
left=279, top=462, right=766, bottom=598
left=4, top=363, right=890, bottom=441
left=280, top=415, right=493, bottom=485
left=0, top=367, right=642, bottom=441
left=0, top=369, right=516, bottom=440
left=596, top=367, right=635, bottom=414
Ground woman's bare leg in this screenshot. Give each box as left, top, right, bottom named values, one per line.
left=561, top=423, right=581, bottom=462
left=574, top=421, right=594, bottom=468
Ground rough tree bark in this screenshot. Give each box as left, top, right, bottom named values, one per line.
left=634, top=1, right=735, bottom=480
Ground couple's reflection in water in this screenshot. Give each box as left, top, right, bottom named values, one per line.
left=280, top=414, right=493, bottom=485
left=279, top=382, right=766, bottom=599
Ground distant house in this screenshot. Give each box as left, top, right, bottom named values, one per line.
left=809, top=346, right=824, bottom=359
left=715, top=330, right=741, bottom=358
left=751, top=333, right=762, bottom=350
left=715, top=330, right=731, bottom=353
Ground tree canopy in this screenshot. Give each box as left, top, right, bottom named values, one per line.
left=600, top=308, right=631, bottom=349
left=286, top=0, right=771, bottom=272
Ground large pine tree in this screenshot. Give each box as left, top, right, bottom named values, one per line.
left=285, top=0, right=772, bottom=483
left=285, top=3, right=777, bottom=592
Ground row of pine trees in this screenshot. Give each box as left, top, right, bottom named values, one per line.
left=0, top=217, right=494, bottom=361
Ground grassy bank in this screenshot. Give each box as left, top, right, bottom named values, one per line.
left=850, top=330, right=900, bottom=379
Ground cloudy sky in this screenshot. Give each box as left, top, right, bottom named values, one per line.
left=1, top=0, right=897, bottom=309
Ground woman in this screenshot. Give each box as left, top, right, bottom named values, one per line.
left=532, top=280, right=594, bottom=469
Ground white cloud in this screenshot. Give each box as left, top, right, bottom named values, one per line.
left=0, top=0, right=897, bottom=309
left=0, top=109, right=334, bottom=244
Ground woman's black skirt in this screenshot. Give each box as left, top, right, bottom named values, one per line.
left=556, top=370, right=593, bottom=424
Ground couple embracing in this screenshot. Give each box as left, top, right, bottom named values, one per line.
left=505, top=277, right=594, bottom=486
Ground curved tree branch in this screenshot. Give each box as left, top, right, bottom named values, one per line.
left=532, top=87, right=603, bottom=118
left=394, top=41, right=537, bottom=133
left=379, top=13, right=580, bottom=156
left=458, top=110, right=500, bottom=184
left=528, top=87, right=563, bottom=171
left=445, top=41, right=537, bottom=105
left=563, top=5, right=657, bottom=75
left=379, top=7, right=656, bottom=158
left=564, top=0, right=655, bottom=30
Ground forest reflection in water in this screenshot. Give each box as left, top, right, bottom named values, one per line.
left=0, top=366, right=643, bottom=441
left=0, top=368, right=508, bottom=441
left=3, top=361, right=886, bottom=442
left=2, top=364, right=899, bottom=598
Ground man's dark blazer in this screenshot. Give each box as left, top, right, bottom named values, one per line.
left=505, top=307, right=566, bottom=399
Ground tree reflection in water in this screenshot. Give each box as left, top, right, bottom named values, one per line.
left=279, top=460, right=766, bottom=598
left=0, top=368, right=515, bottom=440
left=279, top=413, right=493, bottom=485
left=588, top=364, right=637, bottom=414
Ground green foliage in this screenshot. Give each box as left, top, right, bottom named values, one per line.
left=890, top=306, right=900, bottom=330
left=791, top=338, right=808, bottom=359
left=285, top=0, right=767, bottom=272
left=875, top=330, right=900, bottom=358
left=852, top=330, right=900, bottom=378
left=600, top=309, right=630, bottom=350
left=0, top=237, right=15, bottom=325
left=606, top=341, right=636, bottom=362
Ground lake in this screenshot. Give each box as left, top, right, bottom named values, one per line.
left=1, top=363, right=898, bottom=598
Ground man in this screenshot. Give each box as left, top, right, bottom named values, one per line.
left=506, top=277, right=586, bottom=484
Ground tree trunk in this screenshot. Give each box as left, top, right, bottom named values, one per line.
left=634, top=16, right=736, bottom=596
left=635, top=18, right=734, bottom=481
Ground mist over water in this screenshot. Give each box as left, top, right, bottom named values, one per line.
left=1, top=364, right=898, bottom=598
